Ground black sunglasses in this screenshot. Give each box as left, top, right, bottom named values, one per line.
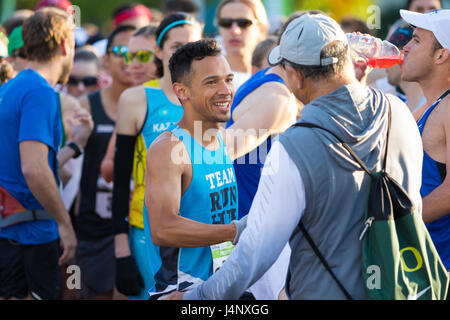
left=218, top=18, right=258, bottom=29
left=68, top=76, right=99, bottom=87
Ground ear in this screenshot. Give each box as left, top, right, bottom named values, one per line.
left=61, top=38, right=69, bottom=56
left=435, top=48, right=450, bottom=65
left=285, top=64, right=304, bottom=90
left=154, top=44, right=163, bottom=61
left=172, top=82, right=190, bottom=102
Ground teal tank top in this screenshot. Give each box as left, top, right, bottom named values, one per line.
left=143, top=124, right=238, bottom=297
left=141, top=87, right=184, bottom=149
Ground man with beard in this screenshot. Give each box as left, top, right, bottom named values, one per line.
left=0, top=8, right=78, bottom=300
left=75, top=25, right=136, bottom=300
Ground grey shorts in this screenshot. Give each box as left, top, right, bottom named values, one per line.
left=74, top=235, right=115, bottom=299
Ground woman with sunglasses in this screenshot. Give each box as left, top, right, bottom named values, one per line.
left=216, top=0, right=269, bottom=89
left=110, top=12, right=202, bottom=300
left=125, top=25, right=159, bottom=86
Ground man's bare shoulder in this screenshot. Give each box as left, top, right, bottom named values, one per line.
left=147, top=131, right=189, bottom=169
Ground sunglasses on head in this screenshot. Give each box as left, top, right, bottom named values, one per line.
left=109, top=45, right=129, bottom=58
left=68, top=76, right=99, bottom=87
left=218, top=18, right=258, bottom=29
left=123, top=50, right=154, bottom=66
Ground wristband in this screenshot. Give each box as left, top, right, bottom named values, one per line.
left=67, top=141, right=82, bottom=159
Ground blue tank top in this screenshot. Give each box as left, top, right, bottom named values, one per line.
left=141, top=87, right=184, bottom=149
left=226, top=68, right=285, bottom=218
left=143, top=124, right=238, bottom=297
left=417, top=90, right=450, bottom=269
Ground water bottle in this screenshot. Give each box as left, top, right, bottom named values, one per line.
left=346, top=33, right=404, bottom=68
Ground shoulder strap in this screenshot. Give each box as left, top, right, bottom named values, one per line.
left=298, top=221, right=354, bottom=300
left=292, top=97, right=393, bottom=301
left=292, top=122, right=373, bottom=176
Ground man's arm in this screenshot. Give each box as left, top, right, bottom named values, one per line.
left=145, top=133, right=236, bottom=248
left=225, top=82, right=299, bottom=160
left=172, top=141, right=305, bottom=300
left=422, top=97, right=450, bottom=223
left=20, top=141, right=77, bottom=266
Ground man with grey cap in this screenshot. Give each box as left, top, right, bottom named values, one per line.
left=165, top=13, right=423, bottom=300
left=400, top=9, right=450, bottom=278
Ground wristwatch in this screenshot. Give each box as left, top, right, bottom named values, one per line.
left=67, top=141, right=82, bottom=159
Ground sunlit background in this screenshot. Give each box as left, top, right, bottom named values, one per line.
left=1, top=0, right=449, bottom=39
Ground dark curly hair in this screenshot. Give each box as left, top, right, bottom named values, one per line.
left=169, top=39, right=221, bottom=85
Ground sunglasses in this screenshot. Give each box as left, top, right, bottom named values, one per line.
left=109, top=45, right=129, bottom=58
left=218, top=18, right=258, bottom=29
left=68, top=76, right=99, bottom=87
left=123, top=50, right=154, bottom=66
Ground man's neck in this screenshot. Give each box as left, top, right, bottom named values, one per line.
left=418, top=73, right=450, bottom=106
left=27, top=60, right=61, bottom=87
left=178, top=115, right=221, bottom=149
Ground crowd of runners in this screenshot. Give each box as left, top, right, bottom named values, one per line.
left=0, top=0, right=449, bottom=300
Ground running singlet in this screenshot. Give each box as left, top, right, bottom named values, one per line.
left=77, top=91, right=115, bottom=241
left=143, top=125, right=238, bottom=297
left=128, top=84, right=183, bottom=229
left=226, top=68, right=285, bottom=218
left=417, top=89, right=450, bottom=270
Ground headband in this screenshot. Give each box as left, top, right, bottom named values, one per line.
left=114, top=4, right=152, bottom=28
left=157, top=20, right=200, bottom=47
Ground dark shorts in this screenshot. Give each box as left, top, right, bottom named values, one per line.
left=0, top=238, right=62, bottom=300
left=74, top=235, right=115, bottom=299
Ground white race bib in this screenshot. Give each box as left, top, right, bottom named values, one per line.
left=210, top=241, right=235, bottom=274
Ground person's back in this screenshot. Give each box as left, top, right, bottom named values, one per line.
left=280, top=84, right=423, bottom=299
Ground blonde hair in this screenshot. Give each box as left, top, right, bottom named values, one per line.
left=216, top=0, right=268, bottom=36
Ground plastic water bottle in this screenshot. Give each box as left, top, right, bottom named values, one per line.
left=346, top=33, right=404, bottom=68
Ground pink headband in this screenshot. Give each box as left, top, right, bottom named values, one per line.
left=114, top=5, right=152, bottom=28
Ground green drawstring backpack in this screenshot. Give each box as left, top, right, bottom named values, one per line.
left=294, top=100, right=449, bottom=300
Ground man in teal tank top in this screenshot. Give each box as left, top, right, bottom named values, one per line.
left=143, top=39, right=247, bottom=298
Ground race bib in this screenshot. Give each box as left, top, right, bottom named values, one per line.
left=96, top=177, right=113, bottom=219
left=210, top=241, right=235, bottom=274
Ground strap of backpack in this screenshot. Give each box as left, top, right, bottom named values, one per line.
left=292, top=97, right=393, bottom=300
left=292, top=122, right=372, bottom=176
left=382, top=97, right=392, bottom=172
left=298, top=222, right=353, bottom=299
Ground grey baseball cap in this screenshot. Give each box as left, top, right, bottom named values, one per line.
left=268, top=13, right=348, bottom=67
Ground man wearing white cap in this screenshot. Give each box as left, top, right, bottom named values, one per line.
left=165, top=13, right=423, bottom=300
left=400, top=9, right=450, bottom=277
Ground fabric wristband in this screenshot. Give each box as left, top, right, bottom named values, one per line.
left=67, top=141, right=82, bottom=159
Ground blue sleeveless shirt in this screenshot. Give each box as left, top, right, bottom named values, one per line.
left=226, top=68, right=285, bottom=218
left=141, top=86, right=184, bottom=149
left=417, top=90, right=450, bottom=270
left=143, top=124, right=238, bottom=296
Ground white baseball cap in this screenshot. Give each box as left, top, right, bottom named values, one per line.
left=268, top=13, right=348, bottom=67
left=400, top=9, right=450, bottom=50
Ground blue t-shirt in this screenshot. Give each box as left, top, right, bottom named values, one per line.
left=0, top=69, right=61, bottom=245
